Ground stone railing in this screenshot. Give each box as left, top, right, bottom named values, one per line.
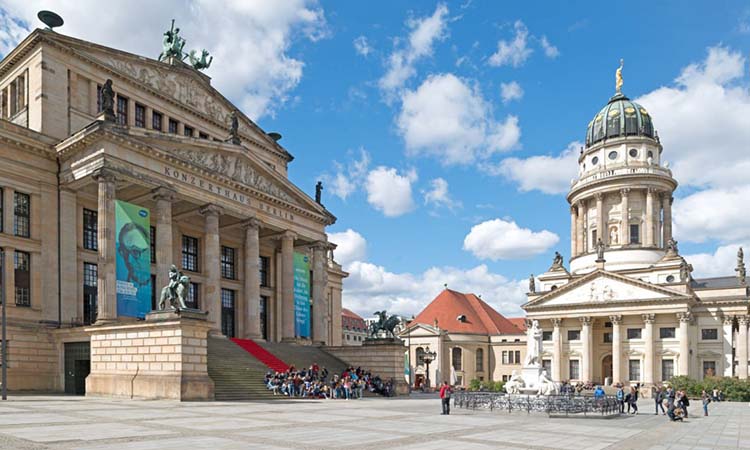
left=571, top=166, right=672, bottom=190
left=453, top=391, right=620, bottom=417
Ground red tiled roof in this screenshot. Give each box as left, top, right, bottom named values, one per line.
left=413, top=289, right=524, bottom=335
left=342, top=308, right=364, bottom=320
left=507, top=318, right=527, bottom=332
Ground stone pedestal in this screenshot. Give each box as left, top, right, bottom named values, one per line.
left=326, top=338, right=409, bottom=396
left=85, top=310, right=214, bottom=401
left=520, top=365, right=543, bottom=392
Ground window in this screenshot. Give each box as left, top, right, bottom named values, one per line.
left=221, top=289, right=235, bottom=338
left=542, top=331, right=552, bottom=341
left=14, top=251, right=30, bottom=307
left=542, top=359, right=551, bottom=373
left=591, top=230, right=597, bottom=248
left=149, top=226, right=156, bottom=264
left=660, top=327, right=676, bottom=339
left=627, top=328, right=642, bottom=339
left=259, top=256, right=270, bottom=287
left=116, top=95, right=128, bottom=126
left=184, top=125, right=194, bottom=137
left=134, top=103, right=146, bottom=127
left=199, top=132, right=209, bottom=139
left=83, top=262, right=97, bottom=325
left=569, top=360, right=580, bottom=380
left=452, top=347, right=462, bottom=370
left=168, top=118, right=178, bottom=134
left=629, top=224, right=640, bottom=244
left=608, top=150, right=618, bottom=160
left=83, top=209, right=98, bottom=250
left=476, top=349, right=484, bottom=372
left=181, top=235, right=199, bottom=272
left=567, top=330, right=581, bottom=341
left=629, top=148, right=638, bottom=157
left=604, top=321, right=612, bottom=328
left=152, top=111, right=163, bottom=130
left=603, top=332, right=612, bottom=343
left=502, top=350, right=509, bottom=365
left=186, top=282, right=200, bottom=309
left=416, top=347, right=426, bottom=365
left=1, top=89, right=7, bottom=118
left=221, top=246, right=236, bottom=279
left=9, top=78, right=17, bottom=115
left=14, top=192, right=30, bottom=238
left=703, top=361, right=716, bottom=377
left=628, top=359, right=641, bottom=381
left=701, top=328, right=718, bottom=340
left=661, top=359, right=674, bottom=381
left=515, top=350, right=521, bottom=364
left=666, top=275, right=675, bottom=283
left=592, top=156, right=599, bottom=165
left=647, top=150, right=654, bottom=158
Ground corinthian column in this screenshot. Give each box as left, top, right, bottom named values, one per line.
left=570, top=206, right=577, bottom=258
left=596, top=193, right=605, bottom=246
left=94, top=170, right=117, bottom=323
left=153, top=187, right=176, bottom=297
left=610, top=315, right=622, bottom=385
left=645, top=188, right=655, bottom=247
left=620, top=189, right=630, bottom=245
left=643, top=314, right=655, bottom=385
left=551, top=318, right=563, bottom=381
left=280, top=231, right=296, bottom=341
left=723, top=316, right=735, bottom=377
left=580, top=316, right=593, bottom=382
left=663, top=193, right=673, bottom=248
left=738, top=316, right=749, bottom=380
left=243, top=218, right=261, bottom=339
left=200, top=204, right=223, bottom=333
left=677, top=312, right=692, bottom=377
left=312, top=242, right=329, bottom=345
left=576, top=201, right=585, bottom=254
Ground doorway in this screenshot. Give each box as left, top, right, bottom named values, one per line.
left=221, top=289, right=236, bottom=338
left=602, top=354, right=613, bottom=384
left=64, top=342, right=90, bottom=395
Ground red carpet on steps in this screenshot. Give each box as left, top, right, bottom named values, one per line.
left=230, top=338, right=289, bottom=372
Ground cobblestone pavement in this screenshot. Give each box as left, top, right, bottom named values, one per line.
left=0, top=395, right=748, bottom=450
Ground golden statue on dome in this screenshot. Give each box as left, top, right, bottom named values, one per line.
left=615, top=58, right=624, bottom=94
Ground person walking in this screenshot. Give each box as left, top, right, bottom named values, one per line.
left=654, top=386, right=666, bottom=415
left=628, top=386, right=639, bottom=414
left=701, top=389, right=711, bottom=416
left=439, top=381, right=453, bottom=415
left=616, top=385, right=625, bottom=414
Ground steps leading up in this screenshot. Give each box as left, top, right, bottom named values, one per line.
left=230, top=338, right=289, bottom=372
left=257, top=342, right=350, bottom=379
left=207, top=337, right=279, bottom=401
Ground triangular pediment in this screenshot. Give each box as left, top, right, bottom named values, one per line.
left=524, top=270, right=692, bottom=309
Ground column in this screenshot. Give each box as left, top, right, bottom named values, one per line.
left=677, top=312, right=692, bottom=377
left=576, top=201, right=585, bottom=255
left=153, top=187, right=175, bottom=298
left=642, top=314, right=655, bottom=385
left=645, top=188, right=655, bottom=247
left=243, top=218, right=261, bottom=339
left=200, top=204, right=223, bottom=333
left=3, top=187, right=14, bottom=235
left=662, top=193, right=673, bottom=247
left=620, top=188, right=630, bottom=245
left=596, top=193, right=605, bottom=246
left=723, top=316, right=735, bottom=377
left=551, top=318, right=563, bottom=381
left=738, top=316, right=749, bottom=380
left=311, top=242, right=329, bottom=345
left=580, top=316, right=592, bottom=382
left=145, top=106, right=154, bottom=131
left=126, top=98, right=135, bottom=127
left=3, top=246, right=14, bottom=309
left=280, top=231, right=296, bottom=341
left=610, top=315, right=622, bottom=385
left=94, top=170, right=117, bottom=323
left=570, top=207, right=577, bottom=257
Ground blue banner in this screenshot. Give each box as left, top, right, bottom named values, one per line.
left=293, top=252, right=311, bottom=337
left=115, top=200, right=152, bottom=318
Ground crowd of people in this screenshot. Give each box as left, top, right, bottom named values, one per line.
left=264, top=363, right=395, bottom=399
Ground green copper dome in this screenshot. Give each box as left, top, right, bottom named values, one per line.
left=585, top=93, right=655, bottom=147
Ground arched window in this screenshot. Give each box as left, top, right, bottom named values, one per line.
left=416, top=347, right=425, bottom=366
left=476, top=348, right=484, bottom=372
left=452, top=347, right=463, bottom=371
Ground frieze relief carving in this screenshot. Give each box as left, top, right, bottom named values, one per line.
left=170, top=147, right=294, bottom=203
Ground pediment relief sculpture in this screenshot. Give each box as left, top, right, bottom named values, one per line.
left=170, top=147, right=294, bottom=203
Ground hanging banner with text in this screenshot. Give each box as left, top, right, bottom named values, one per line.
left=115, top=200, right=152, bottom=318
left=293, top=252, right=311, bottom=338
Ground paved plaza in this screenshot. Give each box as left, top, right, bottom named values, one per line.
left=0, top=395, right=748, bottom=450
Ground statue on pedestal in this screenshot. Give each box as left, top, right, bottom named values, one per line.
left=504, top=370, right=525, bottom=394
left=524, top=320, right=542, bottom=367
left=369, top=310, right=402, bottom=339
left=158, top=264, right=190, bottom=311
left=736, top=247, right=746, bottom=284
left=315, top=181, right=323, bottom=204
left=101, top=79, right=115, bottom=122
left=549, top=252, right=564, bottom=270
left=528, top=274, right=535, bottom=293
left=536, top=370, right=558, bottom=396
left=596, top=238, right=605, bottom=261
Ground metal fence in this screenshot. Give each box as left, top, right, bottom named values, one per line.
left=453, top=391, right=621, bottom=417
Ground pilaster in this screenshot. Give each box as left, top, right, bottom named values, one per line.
left=551, top=318, right=562, bottom=381
left=580, top=316, right=593, bottom=382
left=645, top=188, right=655, bottom=246
left=677, top=312, right=692, bottom=377
left=642, top=313, right=655, bottom=385
left=153, top=187, right=176, bottom=300
left=595, top=193, right=605, bottom=246
left=662, top=193, right=673, bottom=249
left=738, top=316, right=749, bottom=380
left=723, top=316, right=735, bottom=377
left=311, top=241, right=329, bottom=345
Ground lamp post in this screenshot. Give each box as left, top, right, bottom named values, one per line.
left=422, top=347, right=437, bottom=391
left=1, top=253, right=6, bottom=400
left=406, top=315, right=414, bottom=392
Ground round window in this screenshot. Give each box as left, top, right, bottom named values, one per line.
left=666, top=275, right=675, bottom=283
left=608, top=151, right=618, bottom=160
left=592, top=156, right=599, bottom=165
left=647, top=150, right=654, bottom=158
left=629, top=148, right=638, bottom=157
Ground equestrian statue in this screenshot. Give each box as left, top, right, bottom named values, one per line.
left=369, top=310, right=402, bottom=339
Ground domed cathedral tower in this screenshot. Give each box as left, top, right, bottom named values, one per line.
left=568, top=65, right=677, bottom=275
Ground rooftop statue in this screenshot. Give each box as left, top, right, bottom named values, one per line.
left=315, top=181, right=323, bottom=204
left=596, top=238, right=605, bottom=261
left=158, top=20, right=187, bottom=62
left=615, top=59, right=624, bottom=94
left=100, top=79, right=115, bottom=121
left=188, top=49, right=213, bottom=70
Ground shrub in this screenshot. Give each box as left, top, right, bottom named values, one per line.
left=467, top=379, right=505, bottom=392
left=668, top=376, right=750, bottom=401
left=468, top=379, right=482, bottom=391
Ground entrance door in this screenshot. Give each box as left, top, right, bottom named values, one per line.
left=64, top=342, right=90, bottom=395
left=602, top=355, right=613, bottom=384
left=221, top=289, right=236, bottom=338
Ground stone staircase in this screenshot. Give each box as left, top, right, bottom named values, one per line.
left=207, top=337, right=278, bottom=401
left=257, top=342, right=350, bottom=378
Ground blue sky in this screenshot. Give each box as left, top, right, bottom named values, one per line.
left=2, top=0, right=750, bottom=318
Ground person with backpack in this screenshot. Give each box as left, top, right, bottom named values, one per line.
left=439, top=381, right=453, bottom=415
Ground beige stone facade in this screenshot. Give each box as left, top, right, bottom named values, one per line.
left=0, top=28, right=347, bottom=393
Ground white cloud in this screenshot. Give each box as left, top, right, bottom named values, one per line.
left=0, top=10, right=26, bottom=57
left=353, top=35, right=372, bottom=57
left=673, top=186, right=750, bottom=243
left=378, top=3, right=449, bottom=98
left=321, top=148, right=371, bottom=200
left=684, top=243, right=748, bottom=279
left=328, top=229, right=367, bottom=267
left=423, top=178, right=461, bottom=210
left=488, top=20, right=531, bottom=68
left=500, top=81, right=524, bottom=103
left=463, top=218, right=559, bottom=260
left=483, top=141, right=580, bottom=194
left=365, top=166, right=418, bottom=217
left=397, top=73, right=520, bottom=166
left=1, top=0, right=328, bottom=119
left=539, top=35, right=559, bottom=58
left=344, top=261, right=527, bottom=317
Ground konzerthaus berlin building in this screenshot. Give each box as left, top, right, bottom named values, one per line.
left=0, top=27, right=346, bottom=392
left=523, top=77, right=750, bottom=391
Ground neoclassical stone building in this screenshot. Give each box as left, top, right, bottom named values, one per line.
left=524, top=79, right=749, bottom=390
left=0, top=27, right=346, bottom=392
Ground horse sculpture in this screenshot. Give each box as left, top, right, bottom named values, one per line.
left=369, top=310, right=402, bottom=339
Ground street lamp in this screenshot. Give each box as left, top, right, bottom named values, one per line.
left=406, top=315, right=414, bottom=392
left=422, top=346, right=437, bottom=390
left=1, top=253, right=6, bottom=400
